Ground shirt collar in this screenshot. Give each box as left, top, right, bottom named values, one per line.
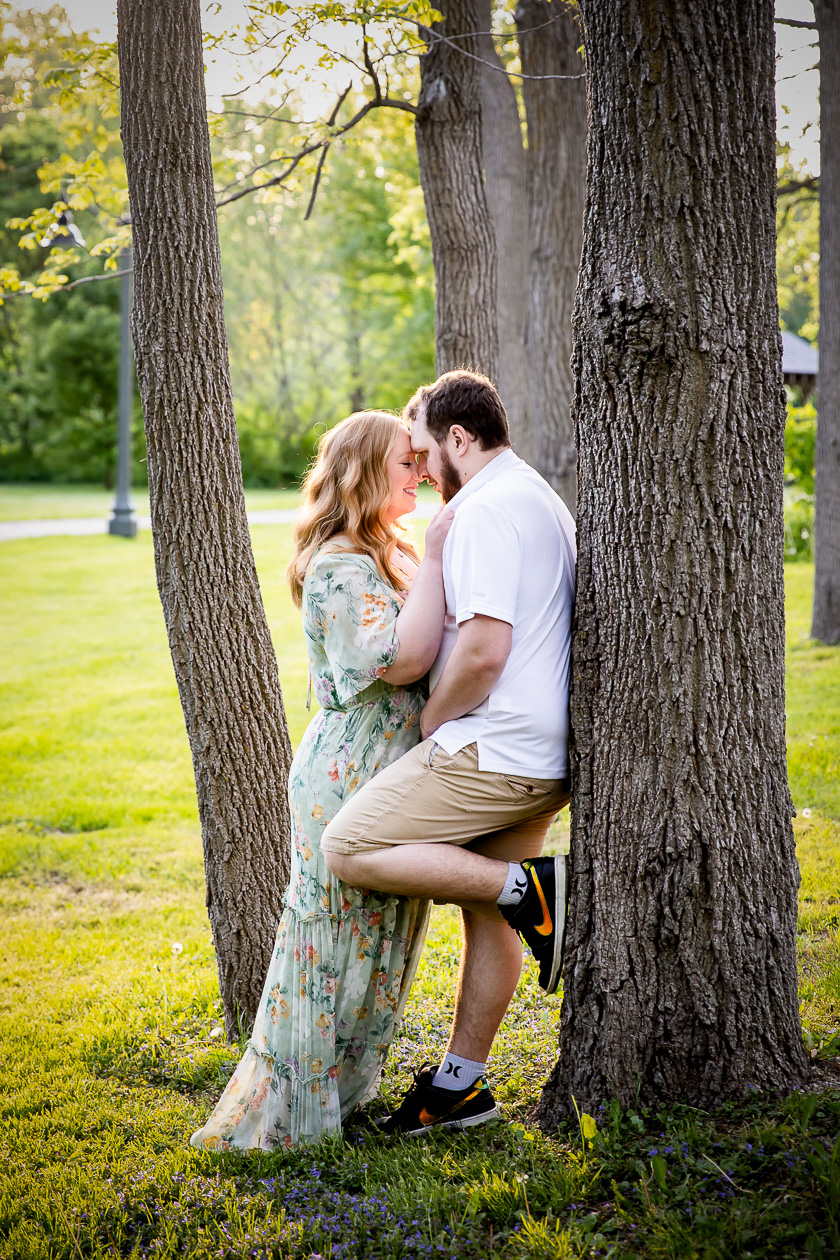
left=447, top=447, right=521, bottom=511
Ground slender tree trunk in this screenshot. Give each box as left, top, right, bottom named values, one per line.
left=476, top=0, right=533, bottom=460
left=538, top=0, right=808, bottom=1122
left=812, top=0, right=840, bottom=643
left=415, top=0, right=498, bottom=378
left=516, top=0, right=586, bottom=514
left=347, top=305, right=365, bottom=414
left=117, top=0, right=293, bottom=1035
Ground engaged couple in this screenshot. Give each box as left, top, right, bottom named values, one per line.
left=190, top=369, right=576, bottom=1152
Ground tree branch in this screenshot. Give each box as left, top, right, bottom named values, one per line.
left=778, top=176, right=820, bottom=195
left=214, top=15, right=584, bottom=221
left=777, top=58, right=819, bottom=82
left=215, top=49, right=294, bottom=100
left=303, top=141, right=332, bottom=221
left=214, top=93, right=418, bottom=210
left=303, top=83, right=352, bottom=221
left=362, top=25, right=383, bottom=102
left=413, top=20, right=585, bottom=80
left=775, top=16, right=817, bottom=29
left=1, top=267, right=132, bottom=300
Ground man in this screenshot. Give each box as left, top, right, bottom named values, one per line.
left=322, top=369, right=576, bottom=1136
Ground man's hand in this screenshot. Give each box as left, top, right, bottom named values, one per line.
left=421, top=614, right=512, bottom=739
left=423, top=506, right=454, bottom=562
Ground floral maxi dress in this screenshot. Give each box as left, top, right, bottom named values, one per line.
left=190, top=550, right=429, bottom=1151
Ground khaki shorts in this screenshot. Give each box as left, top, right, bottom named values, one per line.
left=321, top=740, right=570, bottom=862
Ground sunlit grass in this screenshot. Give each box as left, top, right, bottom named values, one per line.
left=0, top=483, right=307, bottom=520
left=0, top=534, right=838, bottom=1258
left=0, top=481, right=440, bottom=521
left=785, top=566, right=840, bottom=820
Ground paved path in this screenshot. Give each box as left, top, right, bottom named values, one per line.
left=0, top=503, right=437, bottom=542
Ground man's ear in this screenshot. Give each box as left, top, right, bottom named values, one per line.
left=449, top=424, right=470, bottom=455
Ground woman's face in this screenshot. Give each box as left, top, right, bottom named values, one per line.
left=384, top=427, right=420, bottom=522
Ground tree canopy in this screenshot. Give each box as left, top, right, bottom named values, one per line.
left=0, top=0, right=822, bottom=506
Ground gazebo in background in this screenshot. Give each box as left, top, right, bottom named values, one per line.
left=782, top=329, right=819, bottom=402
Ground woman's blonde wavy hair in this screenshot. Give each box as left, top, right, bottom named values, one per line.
left=287, top=410, right=421, bottom=608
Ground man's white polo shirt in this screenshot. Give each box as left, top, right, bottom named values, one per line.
left=428, top=448, right=576, bottom=778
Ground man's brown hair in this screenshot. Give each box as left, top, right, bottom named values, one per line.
left=404, top=369, right=510, bottom=450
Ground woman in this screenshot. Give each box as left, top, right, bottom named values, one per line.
left=190, top=410, right=451, bottom=1151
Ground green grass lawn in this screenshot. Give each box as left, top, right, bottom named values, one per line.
left=0, top=527, right=838, bottom=1259
left=0, top=484, right=307, bottom=520
left=0, top=482, right=441, bottom=521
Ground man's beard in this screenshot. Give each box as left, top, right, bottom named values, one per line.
left=438, top=448, right=462, bottom=502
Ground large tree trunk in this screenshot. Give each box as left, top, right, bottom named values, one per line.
left=118, top=0, right=293, bottom=1035
left=538, top=0, right=808, bottom=1121
left=415, top=0, right=498, bottom=378
left=812, top=0, right=840, bottom=643
left=476, top=0, right=533, bottom=460
left=516, top=0, right=586, bottom=514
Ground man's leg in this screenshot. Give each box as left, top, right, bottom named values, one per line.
left=447, top=912, right=523, bottom=1062
left=377, top=806, right=569, bottom=1135
left=322, top=742, right=570, bottom=1020
left=326, top=841, right=508, bottom=903
left=443, top=807, right=563, bottom=1063
left=322, top=742, right=565, bottom=904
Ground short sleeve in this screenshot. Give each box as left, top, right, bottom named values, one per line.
left=304, top=552, right=400, bottom=705
left=447, top=500, right=521, bottom=626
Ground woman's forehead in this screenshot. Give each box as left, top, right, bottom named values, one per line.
left=391, top=428, right=413, bottom=456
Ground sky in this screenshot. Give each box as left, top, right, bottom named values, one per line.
left=775, top=0, right=819, bottom=172
left=25, top=0, right=823, bottom=175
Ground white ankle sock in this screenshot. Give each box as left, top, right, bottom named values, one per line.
left=497, top=862, right=528, bottom=907
left=435, top=1051, right=486, bottom=1091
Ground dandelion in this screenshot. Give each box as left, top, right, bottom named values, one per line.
left=802, top=807, right=812, bottom=818
left=171, top=941, right=184, bottom=955
left=209, top=1026, right=224, bottom=1039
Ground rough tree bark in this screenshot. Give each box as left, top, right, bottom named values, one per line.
left=415, top=0, right=498, bottom=378
left=476, top=0, right=533, bottom=460
left=812, top=0, right=840, bottom=643
left=538, top=0, right=809, bottom=1121
left=516, top=0, right=586, bottom=514
left=118, top=0, right=293, bottom=1035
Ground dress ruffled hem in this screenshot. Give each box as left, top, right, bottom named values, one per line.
left=189, top=1041, right=343, bottom=1152
left=190, top=895, right=429, bottom=1151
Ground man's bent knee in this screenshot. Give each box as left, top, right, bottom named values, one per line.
left=324, top=849, right=356, bottom=881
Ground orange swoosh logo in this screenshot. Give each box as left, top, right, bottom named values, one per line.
left=418, top=1108, right=439, bottom=1126
left=531, top=870, right=553, bottom=937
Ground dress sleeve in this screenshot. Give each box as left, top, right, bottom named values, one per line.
left=305, top=552, right=401, bottom=705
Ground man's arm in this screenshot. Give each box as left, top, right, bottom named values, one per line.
left=420, top=614, right=512, bottom=740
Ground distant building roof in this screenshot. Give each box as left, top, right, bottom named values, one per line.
left=782, top=329, right=819, bottom=378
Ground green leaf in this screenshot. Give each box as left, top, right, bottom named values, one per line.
left=580, top=1112, right=598, bottom=1146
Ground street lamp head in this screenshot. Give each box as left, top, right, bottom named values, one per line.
left=40, top=210, right=86, bottom=250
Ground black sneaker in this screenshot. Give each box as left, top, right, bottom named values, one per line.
left=499, top=856, right=568, bottom=994
left=379, top=1064, right=499, bottom=1136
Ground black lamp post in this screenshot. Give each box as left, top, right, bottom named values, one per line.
left=108, top=245, right=137, bottom=539
left=41, top=206, right=137, bottom=538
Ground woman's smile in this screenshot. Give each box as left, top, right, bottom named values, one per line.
left=385, top=428, right=421, bottom=520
